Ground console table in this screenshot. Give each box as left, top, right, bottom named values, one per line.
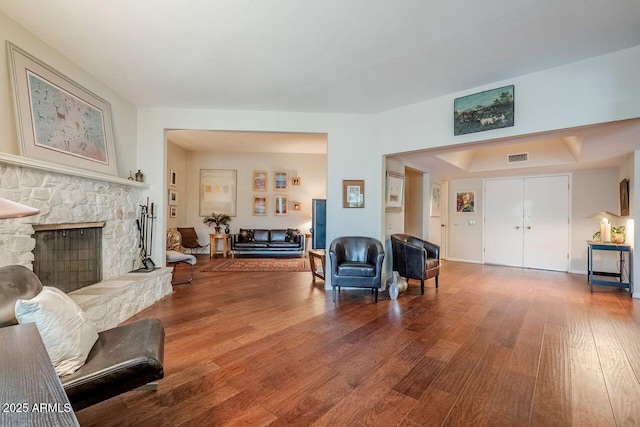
left=0, top=323, right=79, bottom=426
left=587, top=241, right=633, bottom=296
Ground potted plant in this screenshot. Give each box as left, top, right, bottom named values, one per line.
left=203, top=212, right=231, bottom=234
left=593, top=225, right=626, bottom=243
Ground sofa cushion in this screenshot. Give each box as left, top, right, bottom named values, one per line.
left=0, top=265, right=43, bottom=327
left=253, top=229, right=270, bottom=242
left=285, top=228, right=300, bottom=242
left=337, top=262, right=376, bottom=277
left=15, top=286, right=99, bottom=376
left=237, top=229, right=255, bottom=243
left=234, top=242, right=268, bottom=249
left=267, top=242, right=301, bottom=248
left=270, top=229, right=287, bottom=242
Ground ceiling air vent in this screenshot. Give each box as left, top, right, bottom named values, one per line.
left=508, top=152, right=529, bottom=163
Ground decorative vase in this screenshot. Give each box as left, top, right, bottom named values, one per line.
left=397, top=275, right=408, bottom=293
left=387, top=271, right=399, bottom=300
left=135, top=169, right=144, bottom=182
left=225, top=225, right=230, bottom=234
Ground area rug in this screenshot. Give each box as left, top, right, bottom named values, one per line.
left=202, top=258, right=308, bottom=272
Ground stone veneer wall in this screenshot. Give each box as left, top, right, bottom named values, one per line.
left=0, top=163, right=141, bottom=279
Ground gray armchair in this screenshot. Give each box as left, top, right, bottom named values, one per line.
left=391, top=234, right=440, bottom=294
left=329, top=236, right=385, bottom=303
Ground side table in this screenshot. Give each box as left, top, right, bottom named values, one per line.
left=210, top=234, right=231, bottom=258
left=308, top=250, right=326, bottom=282
left=587, top=241, right=633, bottom=296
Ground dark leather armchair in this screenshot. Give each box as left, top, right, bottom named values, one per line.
left=391, top=234, right=440, bottom=294
left=0, top=265, right=165, bottom=411
left=329, top=236, right=385, bottom=303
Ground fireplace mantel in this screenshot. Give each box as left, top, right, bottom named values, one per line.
left=0, top=152, right=150, bottom=188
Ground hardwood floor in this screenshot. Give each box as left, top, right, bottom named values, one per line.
left=76, top=257, right=640, bottom=426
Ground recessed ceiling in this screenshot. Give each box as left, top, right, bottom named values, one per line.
left=1, top=1, right=639, bottom=114
left=392, top=119, right=640, bottom=179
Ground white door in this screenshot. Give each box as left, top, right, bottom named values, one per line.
left=484, top=178, right=524, bottom=267
left=523, top=175, right=569, bottom=271
left=484, top=175, right=570, bottom=271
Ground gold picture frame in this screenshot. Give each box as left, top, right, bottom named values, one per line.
left=274, top=195, right=288, bottom=216
left=343, top=180, right=364, bottom=208
left=252, top=170, right=268, bottom=191
left=274, top=170, right=288, bottom=191
left=253, top=195, right=268, bottom=216
left=199, top=169, right=237, bottom=217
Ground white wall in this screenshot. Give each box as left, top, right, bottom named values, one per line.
left=0, top=11, right=138, bottom=178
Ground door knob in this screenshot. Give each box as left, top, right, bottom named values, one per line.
left=441, top=224, right=445, bottom=227
left=526, top=226, right=531, bottom=230
left=515, top=226, right=520, bottom=229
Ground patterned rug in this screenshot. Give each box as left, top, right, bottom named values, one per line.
left=202, top=257, right=308, bottom=272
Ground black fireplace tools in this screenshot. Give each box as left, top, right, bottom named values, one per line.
left=132, top=200, right=158, bottom=272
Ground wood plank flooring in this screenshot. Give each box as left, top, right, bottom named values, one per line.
left=76, top=257, right=640, bottom=426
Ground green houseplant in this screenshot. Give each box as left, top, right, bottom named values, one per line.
left=203, top=212, right=231, bottom=234
left=593, top=225, right=626, bottom=243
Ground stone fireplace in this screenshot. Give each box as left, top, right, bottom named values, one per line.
left=0, top=155, right=172, bottom=331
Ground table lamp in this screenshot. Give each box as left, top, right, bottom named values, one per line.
left=0, top=197, right=40, bottom=219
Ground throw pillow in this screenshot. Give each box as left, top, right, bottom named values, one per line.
left=285, top=228, right=300, bottom=242
left=238, top=228, right=255, bottom=243
left=15, top=286, right=99, bottom=377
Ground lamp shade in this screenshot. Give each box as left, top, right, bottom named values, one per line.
left=0, top=198, right=40, bottom=219
left=587, top=210, right=622, bottom=220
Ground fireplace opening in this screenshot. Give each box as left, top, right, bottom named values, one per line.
left=32, top=222, right=104, bottom=293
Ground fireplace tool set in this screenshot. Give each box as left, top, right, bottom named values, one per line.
left=132, top=200, right=158, bottom=272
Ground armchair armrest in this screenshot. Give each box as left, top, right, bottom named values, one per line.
left=423, top=241, right=440, bottom=259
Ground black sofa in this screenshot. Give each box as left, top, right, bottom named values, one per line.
left=231, top=228, right=305, bottom=257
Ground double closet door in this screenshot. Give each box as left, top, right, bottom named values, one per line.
left=484, top=175, right=569, bottom=271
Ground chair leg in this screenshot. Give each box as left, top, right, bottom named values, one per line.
left=332, top=286, right=337, bottom=302
left=435, top=275, right=439, bottom=288
left=420, top=279, right=424, bottom=295
left=374, top=287, right=378, bottom=303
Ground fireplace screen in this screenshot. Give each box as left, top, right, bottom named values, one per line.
left=33, top=226, right=102, bottom=293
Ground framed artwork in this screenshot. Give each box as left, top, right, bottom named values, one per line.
left=168, top=189, right=178, bottom=206
left=342, top=180, right=365, bottom=208
left=169, top=206, right=177, bottom=218
left=292, top=177, right=301, bottom=186
left=456, top=191, right=476, bottom=213
left=620, top=178, right=629, bottom=216
left=170, top=170, right=177, bottom=187
left=292, top=201, right=302, bottom=211
left=274, top=195, right=288, bottom=216
left=430, top=183, right=441, bottom=217
left=199, top=169, right=237, bottom=216
left=253, top=195, right=267, bottom=216
left=274, top=170, right=288, bottom=191
left=6, top=42, right=117, bottom=176
left=385, top=172, right=404, bottom=212
left=454, top=85, right=514, bottom=135
left=252, top=170, right=268, bottom=191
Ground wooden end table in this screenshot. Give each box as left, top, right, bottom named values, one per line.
left=209, top=234, right=231, bottom=258
left=308, top=249, right=326, bottom=282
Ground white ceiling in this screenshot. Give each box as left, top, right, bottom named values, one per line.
left=3, top=1, right=640, bottom=177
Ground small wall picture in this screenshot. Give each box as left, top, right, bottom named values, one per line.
left=456, top=191, right=476, bottom=213
left=342, top=179, right=365, bottom=208
left=169, top=205, right=177, bottom=218
left=168, top=189, right=178, bottom=206
left=292, top=201, right=302, bottom=211
left=274, top=195, right=288, bottom=215
left=292, top=176, right=301, bottom=186
left=274, top=170, right=288, bottom=191
left=252, top=170, right=268, bottom=191
left=253, top=195, right=267, bottom=216
left=620, top=178, right=629, bottom=216
left=170, top=170, right=177, bottom=187
left=430, top=183, right=441, bottom=217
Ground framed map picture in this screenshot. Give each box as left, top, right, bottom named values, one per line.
left=7, top=42, right=117, bottom=176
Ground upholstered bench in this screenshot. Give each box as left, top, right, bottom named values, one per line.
left=166, top=250, right=197, bottom=284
